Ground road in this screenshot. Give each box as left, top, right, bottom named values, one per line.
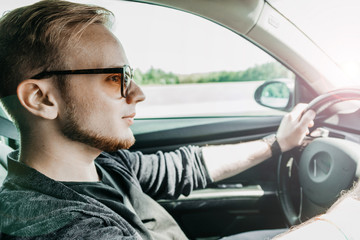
left=136, top=81, right=282, bottom=118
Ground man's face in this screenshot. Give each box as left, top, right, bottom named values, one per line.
left=56, top=24, right=145, bottom=152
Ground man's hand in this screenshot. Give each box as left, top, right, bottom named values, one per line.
left=203, top=103, right=316, bottom=182
left=276, top=104, right=316, bottom=152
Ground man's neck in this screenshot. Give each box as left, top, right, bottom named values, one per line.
left=19, top=133, right=102, bottom=182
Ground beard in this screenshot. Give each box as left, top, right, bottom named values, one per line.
left=60, top=96, right=135, bottom=152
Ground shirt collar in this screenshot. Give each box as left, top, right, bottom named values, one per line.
left=4, top=150, right=86, bottom=202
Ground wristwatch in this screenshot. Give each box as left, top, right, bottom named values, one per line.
left=262, top=134, right=282, bottom=156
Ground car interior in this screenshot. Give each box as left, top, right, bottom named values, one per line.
left=1, top=0, right=360, bottom=239
left=0, top=113, right=18, bottom=186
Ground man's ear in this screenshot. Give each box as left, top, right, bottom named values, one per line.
left=16, top=79, right=59, bottom=120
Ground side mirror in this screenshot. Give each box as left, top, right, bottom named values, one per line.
left=254, top=79, right=294, bottom=111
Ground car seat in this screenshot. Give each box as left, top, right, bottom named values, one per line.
left=0, top=115, right=19, bottom=186
left=0, top=143, right=12, bottom=185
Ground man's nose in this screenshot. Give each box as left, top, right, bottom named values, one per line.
left=126, top=81, right=146, bottom=104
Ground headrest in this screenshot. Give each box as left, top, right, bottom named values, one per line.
left=0, top=116, right=19, bottom=141
left=0, top=142, right=13, bottom=169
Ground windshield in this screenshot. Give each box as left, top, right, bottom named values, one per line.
left=268, top=0, right=360, bottom=87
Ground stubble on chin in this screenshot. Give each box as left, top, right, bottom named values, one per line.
left=60, top=98, right=135, bottom=152
left=62, top=122, right=135, bottom=152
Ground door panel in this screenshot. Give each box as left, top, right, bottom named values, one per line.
left=131, top=116, right=286, bottom=239
left=131, top=116, right=282, bottom=152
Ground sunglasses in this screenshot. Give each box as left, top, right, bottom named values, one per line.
left=30, top=65, right=134, bottom=98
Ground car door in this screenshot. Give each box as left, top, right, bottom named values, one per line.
left=103, top=1, right=298, bottom=238
left=131, top=117, right=284, bottom=238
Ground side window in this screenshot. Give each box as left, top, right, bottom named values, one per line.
left=0, top=0, right=295, bottom=119
left=108, top=1, right=295, bottom=118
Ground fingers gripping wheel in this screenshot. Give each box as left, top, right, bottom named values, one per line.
left=278, top=89, right=360, bottom=226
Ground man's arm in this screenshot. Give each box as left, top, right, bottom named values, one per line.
left=202, top=104, right=316, bottom=182
left=127, top=146, right=210, bottom=199
left=273, top=181, right=360, bottom=239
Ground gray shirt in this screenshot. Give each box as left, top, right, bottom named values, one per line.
left=0, top=146, right=212, bottom=239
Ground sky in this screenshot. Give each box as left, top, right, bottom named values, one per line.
left=0, top=0, right=274, bottom=75
left=1, top=0, right=360, bottom=79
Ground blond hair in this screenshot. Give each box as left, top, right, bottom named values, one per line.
left=0, top=0, right=113, bottom=126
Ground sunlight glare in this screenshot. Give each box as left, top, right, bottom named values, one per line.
left=340, top=61, right=360, bottom=86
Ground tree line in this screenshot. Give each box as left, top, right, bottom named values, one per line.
left=133, top=62, right=294, bottom=85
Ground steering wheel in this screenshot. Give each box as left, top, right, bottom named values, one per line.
left=277, top=89, right=360, bottom=226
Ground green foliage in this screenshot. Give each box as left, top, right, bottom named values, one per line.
left=134, top=62, right=294, bottom=85
left=263, top=82, right=290, bottom=98
left=134, top=67, right=179, bottom=85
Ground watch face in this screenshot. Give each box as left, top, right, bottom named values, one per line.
left=263, top=134, right=282, bottom=155
left=263, top=134, right=277, bottom=145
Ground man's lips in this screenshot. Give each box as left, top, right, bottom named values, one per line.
left=123, top=113, right=136, bottom=118
left=122, top=113, right=136, bottom=125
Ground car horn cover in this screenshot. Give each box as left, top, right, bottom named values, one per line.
left=299, top=138, right=358, bottom=206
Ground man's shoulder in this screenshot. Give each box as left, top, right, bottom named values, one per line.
left=0, top=180, right=139, bottom=238
left=0, top=172, right=94, bottom=237
left=0, top=179, right=54, bottom=208
left=0, top=183, right=78, bottom=237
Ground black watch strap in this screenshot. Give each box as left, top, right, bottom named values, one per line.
left=262, top=134, right=282, bottom=156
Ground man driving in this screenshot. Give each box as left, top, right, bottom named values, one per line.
left=1, top=1, right=358, bottom=239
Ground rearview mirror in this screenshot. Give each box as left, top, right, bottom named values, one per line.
left=254, top=79, right=294, bottom=111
